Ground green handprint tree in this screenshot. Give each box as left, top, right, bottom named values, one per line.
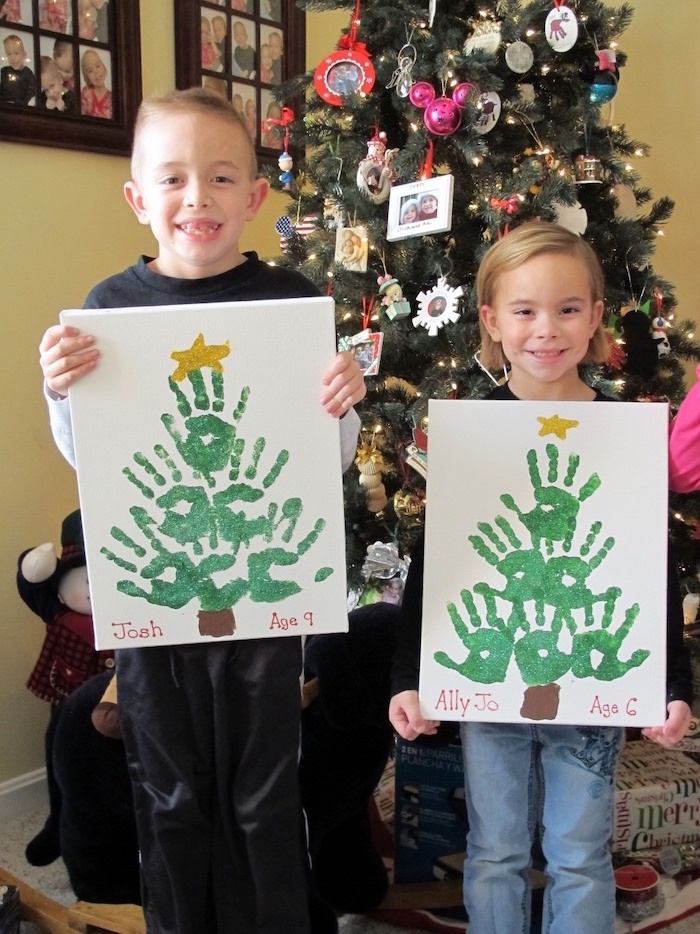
left=100, top=333, right=333, bottom=637
left=436, top=428, right=650, bottom=719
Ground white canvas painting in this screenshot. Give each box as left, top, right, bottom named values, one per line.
left=62, top=297, right=349, bottom=650
left=419, top=399, right=669, bottom=726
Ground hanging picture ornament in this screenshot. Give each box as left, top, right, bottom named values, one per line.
left=580, top=49, right=620, bottom=104
left=313, top=1, right=375, bottom=107
left=356, top=129, right=398, bottom=204
left=413, top=277, right=463, bottom=336
left=545, top=2, right=578, bottom=53
left=474, top=91, right=501, bottom=135
left=505, top=40, right=534, bottom=74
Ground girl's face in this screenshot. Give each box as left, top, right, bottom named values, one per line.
left=402, top=203, right=418, bottom=224
left=82, top=51, right=106, bottom=87
left=201, top=17, right=211, bottom=38
left=260, top=46, right=272, bottom=69
left=479, top=252, right=603, bottom=400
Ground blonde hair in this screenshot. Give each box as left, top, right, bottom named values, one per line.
left=476, top=221, right=608, bottom=370
left=130, top=87, right=258, bottom=182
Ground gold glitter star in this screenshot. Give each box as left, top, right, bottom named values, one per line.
left=537, top=414, right=580, bottom=440
left=171, top=334, right=230, bottom=381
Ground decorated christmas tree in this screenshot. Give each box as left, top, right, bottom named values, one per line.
left=265, top=0, right=700, bottom=595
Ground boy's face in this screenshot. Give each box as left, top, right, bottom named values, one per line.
left=420, top=195, right=438, bottom=215
left=234, top=23, right=248, bottom=47
left=5, top=39, right=25, bottom=69
left=55, top=44, right=72, bottom=74
left=268, top=33, right=281, bottom=58
left=479, top=252, right=603, bottom=399
left=124, top=110, right=268, bottom=280
left=212, top=19, right=226, bottom=42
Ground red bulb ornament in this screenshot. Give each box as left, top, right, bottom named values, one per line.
left=410, top=79, right=477, bottom=137
left=423, top=97, right=462, bottom=136
left=408, top=81, right=435, bottom=108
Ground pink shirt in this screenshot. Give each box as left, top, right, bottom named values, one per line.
left=669, top=365, right=700, bottom=492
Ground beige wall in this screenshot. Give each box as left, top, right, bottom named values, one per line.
left=0, top=3, right=693, bottom=782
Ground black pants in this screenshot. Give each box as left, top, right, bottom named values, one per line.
left=117, top=638, right=309, bottom=934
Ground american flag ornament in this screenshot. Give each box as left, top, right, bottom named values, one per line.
left=275, top=214, right=316, bottom=252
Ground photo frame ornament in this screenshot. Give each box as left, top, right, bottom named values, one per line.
left=413, top=277, right=463, bottom=337
left=386, top=174, right=454, bottom=242
left=313, top=47, right=375, bottom=107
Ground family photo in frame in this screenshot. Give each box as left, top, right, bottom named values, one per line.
left=175, top=1, right=304, bottom=161
left=386, top=174, right=455, bottom=241
left=0, top=1, right=141, bottom=155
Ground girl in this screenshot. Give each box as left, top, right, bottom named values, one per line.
left=669, top=364, right=700, bottom=492
left=39, top=0, right=69, bottom=32
left=77, top=0, right=95, bottom=40
left=80, top=49, right=111, bottom=119
left=389, top=222, right=693, bottom=934
left=399, top=198, right=419, bottom=226
left=200, top=16, right=221, bottom=72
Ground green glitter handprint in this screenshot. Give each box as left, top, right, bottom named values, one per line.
left=101, top=350, right=333, bottom=636
left=436, top=442, right=650, bottom=716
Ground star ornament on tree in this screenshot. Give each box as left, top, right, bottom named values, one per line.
left=170, top=334, right=231, bottom=381
left=413, top=277, right=463, bottom=337
left=537, top=414, right=580, bottom=440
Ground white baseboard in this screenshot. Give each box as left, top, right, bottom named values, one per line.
left=0, top=769, right=47, bottom=823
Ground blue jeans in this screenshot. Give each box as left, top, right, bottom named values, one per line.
left=460, top=721, right=623, bottom=934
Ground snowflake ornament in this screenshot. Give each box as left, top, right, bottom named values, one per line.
left=413, top=277, right=463, bottom=336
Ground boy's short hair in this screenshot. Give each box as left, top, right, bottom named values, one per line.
left=131, top=87, right=258, bottom=182
left=476, top=221, right=609, bottom=370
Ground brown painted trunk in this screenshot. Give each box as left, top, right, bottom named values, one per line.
left=520, top=683, right=560, bottom=720
left=198, top=607, right=236, bottom=638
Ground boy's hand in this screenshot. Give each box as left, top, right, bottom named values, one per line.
left=40, top=324, right=99, bottom=398
left=320, top=350, right=366, bottom=417
left=642, top=700, right=692, bottom=748
left=389, top=690, right=440, bottom=741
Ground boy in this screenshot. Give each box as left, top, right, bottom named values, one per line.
left=1, top=34, right=34, bottom=105
left=39, top=88, right=365, bottom=934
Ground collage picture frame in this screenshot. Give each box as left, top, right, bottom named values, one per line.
left=174, top=0, right=305, bottom=163
left=0, top=0, right=142, bottom=155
